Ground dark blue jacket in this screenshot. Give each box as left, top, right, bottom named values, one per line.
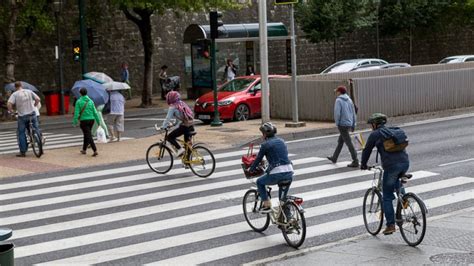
left=361, top=125, right=409, bottom=169
left=250, top=136, right=291, bottom=173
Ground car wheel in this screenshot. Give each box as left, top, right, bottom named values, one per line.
left=234, top=104, right=250, bottom=121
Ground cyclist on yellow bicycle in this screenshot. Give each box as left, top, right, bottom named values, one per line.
left=161, top=91, right=195, bottom=157
left=249, top=122, right=293, bottom=213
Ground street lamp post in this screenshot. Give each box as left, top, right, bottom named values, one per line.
left=53, top=0, right=65, bottom=115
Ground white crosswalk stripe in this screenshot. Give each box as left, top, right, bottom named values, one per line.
left=0, top=130, right=133, bottom=154
left=0, top=150, right=472, bottom=265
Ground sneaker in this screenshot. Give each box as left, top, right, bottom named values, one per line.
left=16, top=153, right=26, bottom=157
left=382, top=224, right=396, bottom=235
left=175, top=147, right=185, bottom=157
left=183, top=163, right=190, bottom=169
left=327, top=156, right=337, bottom=163
left=41, top=136, right=46, bottom=145
left=347, top=161, right=360, bottom=168
left=259, top=206, right=272, bottom=214
left=80, top=150, right=86, bottom=155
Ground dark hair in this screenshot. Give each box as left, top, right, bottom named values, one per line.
left=79, top=88, right=88, bottom=96
left=161, top=65, right=168, bottom=70
left=14, top=81, right=22, bottom=88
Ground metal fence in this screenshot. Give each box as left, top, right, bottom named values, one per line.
left=269, top=65, right=474, bottom=122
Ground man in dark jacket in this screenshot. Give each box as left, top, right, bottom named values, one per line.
left=360, top=113, right=410, bottom=235
left=327, top=86, right=359, bottom=167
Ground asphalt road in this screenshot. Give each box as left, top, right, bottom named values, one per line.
left=0, top=115, right=472, bottom=265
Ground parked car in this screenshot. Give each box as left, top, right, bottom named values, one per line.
left=321, top=58, right=389, bottom=74
left=438, top=55, right=474, bottom=64
left=194, top=75, right=286, bottom=123
left=351, top=63, right=411, bottom=72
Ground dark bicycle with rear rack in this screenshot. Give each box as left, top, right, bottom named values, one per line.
left=362, top=165, right=427, bottom=246
left=12, top=111, right=43, bottom=158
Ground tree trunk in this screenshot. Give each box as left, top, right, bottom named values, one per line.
left=138, top=16, right=153, bottom=107
left=4, top=3, right=21, bottom=84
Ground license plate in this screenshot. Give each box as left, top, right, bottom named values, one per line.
left=199, top=115, right=211, bottom=120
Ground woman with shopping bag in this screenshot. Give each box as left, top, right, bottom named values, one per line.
left=73, top=88, right=101, bottom=156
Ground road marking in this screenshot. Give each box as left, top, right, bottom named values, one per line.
left=40, top=188, right=472, bottom=264
left=438, top=158, right=474, bottom=167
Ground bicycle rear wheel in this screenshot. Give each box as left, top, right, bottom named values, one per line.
left=242, top=189, right=270, bottom=232
left=396, top=193, right=426, bottom=246
left=146, top=143, right=173, bottom=174
left=363, top=188, right=384, bottom=235
left=281, top=202, right=306, bottom=248
left=188, top=145, right=215, bottom=178
left=30, top=130, right=43, bottom=158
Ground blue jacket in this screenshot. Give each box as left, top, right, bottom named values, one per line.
left=334, top=94, right=356, bottom=128
left=250, top=137, right=292, bottom=173
left=361, top=125, right=409, bottom=169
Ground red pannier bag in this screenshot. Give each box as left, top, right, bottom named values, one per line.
left=241, top=143, right=264, bottom=178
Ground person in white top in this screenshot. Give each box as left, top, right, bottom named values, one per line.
left=223, top=59, right=237, bottom=82
left=107, top=91, right=126, bottom=141
left=7, top=81, right=42, bottom=157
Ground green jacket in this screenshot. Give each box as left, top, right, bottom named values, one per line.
left=73, top=95, right=100, bottom=125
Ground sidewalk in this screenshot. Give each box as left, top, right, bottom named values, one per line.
left=259, top=208, right=474, bottom=265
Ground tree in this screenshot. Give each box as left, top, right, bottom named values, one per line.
left=0, top=0, right=54, bottom=84
left=109, top=0, right=245, bottom=107
left=295, top=0, right=373, bottom=62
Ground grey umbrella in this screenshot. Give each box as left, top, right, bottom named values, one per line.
left=4, top=81, right=40, bottom=94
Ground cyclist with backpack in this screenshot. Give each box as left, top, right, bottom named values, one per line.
left=360, top=113, right=409, bottom=235
left=161, top=91, right=194, bottom=157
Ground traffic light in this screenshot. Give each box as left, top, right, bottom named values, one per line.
left=209, top=11, right=223, bottom=39
left=72, top=39, right=81, bottom=62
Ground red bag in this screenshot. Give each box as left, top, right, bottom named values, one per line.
left=241, top=143, right=257, bottom=168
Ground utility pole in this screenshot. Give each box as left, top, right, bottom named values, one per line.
left=210, top=11, right=223, bottom=127
left=259, top=0, right=270, bottom=123
left=78, top=0, right=88, bottom=75
left=54, top=0, right=65, bottom=115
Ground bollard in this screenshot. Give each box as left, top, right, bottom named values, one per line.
left=0, top=243, right=14, bottom=266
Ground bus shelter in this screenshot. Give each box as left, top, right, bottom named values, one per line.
left=183, top=23, right=290, bottom=98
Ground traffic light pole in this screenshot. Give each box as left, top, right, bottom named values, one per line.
left=210, top=38, right=222, bottom=127
left=55, top=10, right=65, bottom=115
left=78, top=0, right=88, bottom=75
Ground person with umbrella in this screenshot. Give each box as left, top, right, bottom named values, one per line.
left=106, top=90, right=126, bottom=141
left=72, top=88, right=101, bottom=156
left=7, top=81, right=42, bottom=157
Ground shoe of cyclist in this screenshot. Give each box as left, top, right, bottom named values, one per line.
left=174, top=147, right=185, bottom=157
left=402, top=199, right=409, bottom=209
left=259, top=205, right=272, bottom=214
left=382, top=224, right=396, bottom=235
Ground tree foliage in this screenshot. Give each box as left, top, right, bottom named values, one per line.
left=108, top=0, right=246, bottom=107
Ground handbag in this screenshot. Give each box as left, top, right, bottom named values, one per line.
left=241, top=143, right=264, bottom=178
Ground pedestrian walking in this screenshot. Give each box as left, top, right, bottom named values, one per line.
left=223, top=58, right=238, bottom=82
left=159, top=65, right=168, bottom=99
left=73, top=88, right=101, bottom=156
left=7, top=81, right=42, bottom=157
left=327, top=86, right=359, bottom=167
left=121, top=62, right=132, bottom=100
left=107, top=91, right=125, bottom=141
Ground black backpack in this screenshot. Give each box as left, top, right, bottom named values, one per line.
left=379, top=127, right=409, bottom=152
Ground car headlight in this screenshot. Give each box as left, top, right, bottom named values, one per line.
left=218, top=97, right=235, bottom=106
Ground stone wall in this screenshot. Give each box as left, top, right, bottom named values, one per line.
left=1, top=1, right=473, bottom=99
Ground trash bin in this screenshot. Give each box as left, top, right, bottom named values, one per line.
left=0, top=244, right=14, bottom=266
left=44, top=90, right=70, bottom=115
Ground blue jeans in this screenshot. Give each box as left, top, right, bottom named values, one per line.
left=383, top=162, right=409, bottom=226
left=17, top=113, right=41, bottom=154
left=256, top=171, right=293, bottom=202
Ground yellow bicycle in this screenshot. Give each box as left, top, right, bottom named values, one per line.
left=146, top=126, right=216, bottom=177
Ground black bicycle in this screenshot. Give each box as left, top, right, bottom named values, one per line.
left=14, top=112, right=43, bottom=158
left=362, top=166, right=427, bottom=246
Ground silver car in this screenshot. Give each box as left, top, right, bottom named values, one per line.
left=321, top=58, right=389, bottom=74
left=438, top=55, right=474, bottom=64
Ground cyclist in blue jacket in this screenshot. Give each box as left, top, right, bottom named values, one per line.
left=249, top=122, right=293, bottom=213
left=361, top=113, right=409, bottom=235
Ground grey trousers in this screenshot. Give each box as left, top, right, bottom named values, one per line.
left=332, top=126, right=358, bottom=162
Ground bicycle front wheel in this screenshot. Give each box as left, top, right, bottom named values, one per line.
left=281, top=202, right=306, bottom=248
left=188, top=145, right=215, bottom=178
left=363, top=188, right=384, bottom=235
left=242, top=189, right=270, bottom=232
left=30, top=130, right=43, bottom=158
left=146, top=143, right=173, bottom=174
left=396, top=193, right=427, bottom=246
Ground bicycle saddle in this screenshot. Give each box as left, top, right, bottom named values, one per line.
left=278, top=180, right=292, bottom=187
left=398, top=173, right=413, bottom=179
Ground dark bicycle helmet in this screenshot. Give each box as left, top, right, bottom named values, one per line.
left=259, top=122, right=277, bottom=138
left=367, top=113, right=387, bottom=125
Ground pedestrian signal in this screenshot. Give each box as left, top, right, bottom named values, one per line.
left=72, top=40, right=81, bottom=62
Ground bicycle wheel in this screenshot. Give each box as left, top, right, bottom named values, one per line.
left=188, top=145, right=215, bottom=178
left=146, top=143, right=173, bottom=174
left=281, top=202, right=306, bottom=248
left=30, top=130, right=43, bottom=158
left=362, top=188, right=384, bottom=235
left=396, top=193, right=426, bottom=246
left=242, top=189, right=270, bottom=232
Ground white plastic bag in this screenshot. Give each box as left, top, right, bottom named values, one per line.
left=96, top=126, right=107, bottom=143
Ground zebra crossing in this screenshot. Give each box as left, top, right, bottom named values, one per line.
left=0, top=130, right=132, bottom=154
left=0, top=149, right=472, bottom=265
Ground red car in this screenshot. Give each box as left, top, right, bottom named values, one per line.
left=194, top=75, right=285, bottom=123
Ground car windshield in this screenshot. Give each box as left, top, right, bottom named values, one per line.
left=439, top=58, right=463, bottom=64
left=219, top=78, right=255, bottom=92
left=323, top=62, right=358, bottom=73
